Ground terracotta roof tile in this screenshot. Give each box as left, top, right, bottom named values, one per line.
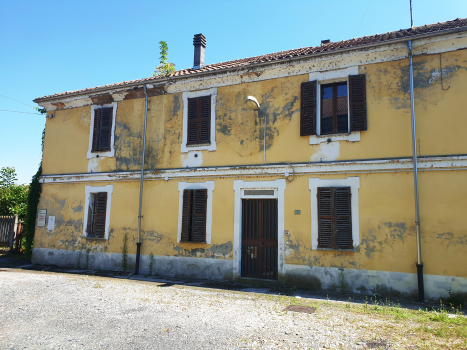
left=35, top=18, right=467, bottom=102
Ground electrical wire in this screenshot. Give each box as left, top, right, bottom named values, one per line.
left=0, top=109, right=43, bottom=115
left=0, top=94, right=39, bottom=111
left=355, top=0, right=372, bottom=37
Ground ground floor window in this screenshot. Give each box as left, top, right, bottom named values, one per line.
left=317, top=187, right=352, bottom=249
left=177, top=181, right=214, bottom=244
left=309, top=177, right=360, bottom=250
left=83, top=185, right=113, bottom=239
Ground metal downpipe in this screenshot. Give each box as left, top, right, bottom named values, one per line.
left=135, top=84, right=149, bottom=275
left=408, top=40, right=424, bottom=302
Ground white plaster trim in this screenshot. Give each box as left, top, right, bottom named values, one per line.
left=310, top=66, right=361, bottom=144
left=181, top=88, right=217, bottom=153
left=177, top=181, right=214, bottom=244
left=87, top=102, right=117, bottom=159
left=309, top=132, right=360, bottom=145
left=36, top=33, right=467, bottom=111
left=233, top=179, right=286, bottom=280
left=309, top=177, right=360, bottom=250
left=39, top=156, right=467, bottom=185
left=308, top=66, right=359, bottom=83
left=83, top=185, right=113, bottom=239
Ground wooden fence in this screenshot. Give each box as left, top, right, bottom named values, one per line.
left=0, top=215, right=18, bottom=250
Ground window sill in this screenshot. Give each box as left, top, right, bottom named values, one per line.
left=181, top=142, right=216, bottom=153
left=179, top=241, right=208, bottom=244
left=309, top=131, right=360, bottom=145
left=87, top=150, right=115, bottom=159
left=84, top=237, right=108, bottom=241
left=315, top=247, right=357, bottom=252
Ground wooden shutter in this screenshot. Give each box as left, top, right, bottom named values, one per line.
left=91, top=108, right=101, bottom=152
left=300, top=80, right=317, bottom=136
left=317, top=188, right=333, bottom=248
left=191, top=189, right=207, bottom=242
left=180, top=190, right=192, bottom=242
left=93, top=192, right=107, bottom=238
left=349, top=74, right=367, bottom=131
left=187, top=98, right=198, bottom=145
left=335, top=187, right=352, bottom=249
left=199, top=96, right=211, bottom=144
left=98, top=107, right=113, bottom=151
left=318, top=187, right=352, bottom=249
left=187, top=96, right=211, bottom=145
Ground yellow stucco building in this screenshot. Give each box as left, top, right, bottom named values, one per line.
left=33, top=19, right=467, bottom=301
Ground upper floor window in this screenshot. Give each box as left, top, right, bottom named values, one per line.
left=188, top=96, right=211, bottom=145
left=321, top=82, right=348, bottom=135
left=87, top=103, right=117, bottom=159
left=181, top=88, right=217, bottom=153
left=300, top=72, right=367, bottom=142
left=92, top=107, right=113, bottom=152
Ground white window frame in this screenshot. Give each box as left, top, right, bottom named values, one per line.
left=309, top=67, right=361, bottom=145
left=87, top=102, right=118, bottom=159
left=83, top=185, right=113, bottom=239
left=177, top=181, right=215, bottom=244
left=308, top=177, right=360, bottom=250
left=181, top=88, right=217, bottom=153
left=233, top=179, right=286, bottom=280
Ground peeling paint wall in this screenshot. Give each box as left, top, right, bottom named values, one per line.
left=35, top=37, right=467, bottom=298
left=42, top=46, right=467, bottom=176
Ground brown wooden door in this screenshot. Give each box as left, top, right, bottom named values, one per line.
left=241, top=199, right=278, bottom=279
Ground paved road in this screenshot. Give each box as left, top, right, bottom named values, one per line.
left=1, top=269, right=380, bottom=349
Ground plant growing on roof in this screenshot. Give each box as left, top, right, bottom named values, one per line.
left=153, top=41, right=176, bottom=77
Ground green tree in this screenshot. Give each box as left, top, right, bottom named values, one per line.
left=153, top=41, right=176, bottom=77
left=0, top=167, right=29, bottom=220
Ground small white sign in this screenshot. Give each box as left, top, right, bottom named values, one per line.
left=37, top=210, right=47, bottom=227
left=47, top=216, right=55, bottom=233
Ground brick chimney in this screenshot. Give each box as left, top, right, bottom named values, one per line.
left=193, top=34, right=206, bottom=69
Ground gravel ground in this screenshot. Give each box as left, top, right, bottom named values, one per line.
left=1, top=269, right=395, bottom=349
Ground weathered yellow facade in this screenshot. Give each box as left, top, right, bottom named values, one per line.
left=33, top=27, right=467, bottom=300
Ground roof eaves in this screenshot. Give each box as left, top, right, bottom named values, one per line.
left=33, top=24, right=467, bottom=104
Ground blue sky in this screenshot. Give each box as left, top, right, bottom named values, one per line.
left=1, top=0, right=466, bottom=184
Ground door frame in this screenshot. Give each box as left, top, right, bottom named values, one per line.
left=233, top=179, right=286, bottom=280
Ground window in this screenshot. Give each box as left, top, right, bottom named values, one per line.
left=86, top=192, right=107, bottom=238
left=92, top=107, right=113, bottom=152
left=181, top=88, right=217, bottom=153
left=83, top=185, right=113, bottom=239
left=309, top=177, right=360, bottom=250
left=87, top=103, right=117, bottom=159
left=180, top=189, right=207, bottom=243
left=177, top=181, right=214, bottom=243
left=300, top=73, right=367, bottom=140
left=187, top=96, right=211, bottom=145
left=320, top=82, right=348, bottom=135
left=317, top=187, right=352, bottom=249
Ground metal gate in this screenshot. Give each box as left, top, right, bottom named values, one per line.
left=241, top=199, right=278, bottom=279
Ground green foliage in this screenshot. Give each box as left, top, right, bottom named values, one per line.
left=24, top=165, right=42, bottom=254
left=0, top=167, right=29, bottom=220
left=121, top=233, right=128, bottom=272
left=23, top=126, right=45, bottom=254
left=0, top=167, right=17, bottom=188
left=153, top=41, right=176, bottom=77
